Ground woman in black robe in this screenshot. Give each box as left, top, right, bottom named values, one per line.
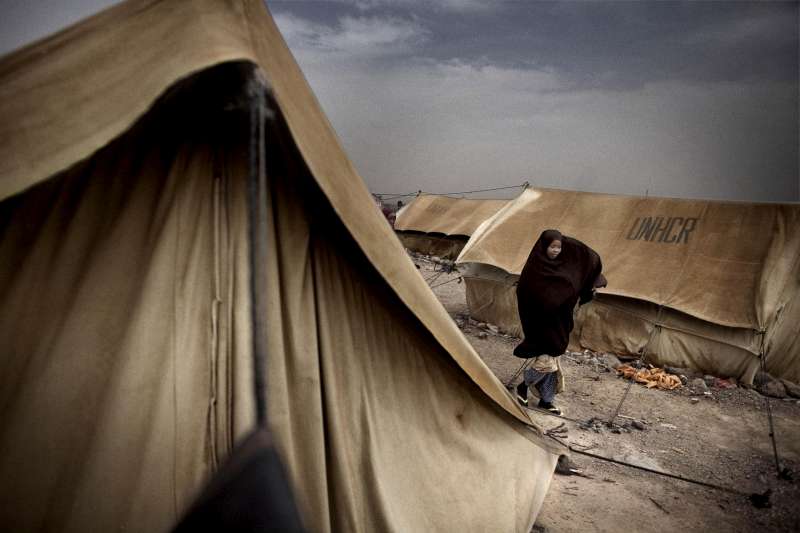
left=514, top=229, right=605, bottom=414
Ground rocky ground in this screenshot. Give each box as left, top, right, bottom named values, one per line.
left=415, top=255, right=800, bottom=533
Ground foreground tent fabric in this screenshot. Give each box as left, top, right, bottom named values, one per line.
left=456, top=188, right=800, bottom=384
left=0, top=1, right=558, bottom=531
left=394, top=194, right=508, bottom=259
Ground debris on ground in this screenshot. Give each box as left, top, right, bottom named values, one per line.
left=782, top=379, right=800, bottom=399
left=616, top=364, right=682, bottom=390
left=566, top=351, right=622, bottom=373
left=715, top=377, right=737, bottom=389
left=753, top=370, right=800, bottom=399
left=690, top=378, right=709, bottom=392
left=649, top=496, right=670, bottom=514
left=545, top=422, right=569, bottom=438
left=555, top=455, right=592, bottom=478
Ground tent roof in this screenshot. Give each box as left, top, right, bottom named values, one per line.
left=0, top=0, right=536, bottom=427
left=457, top=187, right=800, bottom=330
left=394, top=194, right=509, bottom=236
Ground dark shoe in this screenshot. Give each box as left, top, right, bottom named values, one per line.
left=516, top=382, right=528, bottom=407
left=537, top=399, right=561, bottom=416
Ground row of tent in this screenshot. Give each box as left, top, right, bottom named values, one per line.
left=394, top=194, right=509, bottom=259
left=396, top=189, right=800, bottom=385
left=0, top=1, right=559, bottom=531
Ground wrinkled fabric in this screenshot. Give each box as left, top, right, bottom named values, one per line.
left=530, top=355, right=559, bottom=373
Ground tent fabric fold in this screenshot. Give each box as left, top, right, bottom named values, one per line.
left=0, top=91, right=256, bottom=530
left=0, top=1, right=558, bottom=531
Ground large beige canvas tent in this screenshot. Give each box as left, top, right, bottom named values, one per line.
left=456, top=188, right=800, bottom=385
left=394, top=193, right=508, bottom=259
left=0, top=1, right=559, bottom=531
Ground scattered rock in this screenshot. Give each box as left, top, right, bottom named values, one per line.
left=476, top=332, right=488, bottom=339
left=690, top=398, right=700, bottom=404
left=757, top=378, right=787, bottom=399
left=632, top=420, right=646, bottom=430
left=579, top=417, right=606, bottom=433
left=487, top=324, right=499, bottom=334
left=659, top=423, right=678, bottom=430
left=754, top=371, right=769, bottom=386
left=691, top=378, right=708, bottom=392
left=703, top=375, right=716, bottom=387
left=780, top=379, right=800, bottom=399
left=599, top=353, right=623, bottom=369
left=555, top=455, right=584, bottom=476
left=665, top=366, right=701, bottom=379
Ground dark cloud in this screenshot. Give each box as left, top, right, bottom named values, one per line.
left=270, top=1, right=798, bottom=91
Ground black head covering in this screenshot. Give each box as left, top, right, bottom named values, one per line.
left=513, top=229, right=605, bottom=358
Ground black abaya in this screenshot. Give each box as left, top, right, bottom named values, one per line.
left=513, top=229, right=605, bottom=358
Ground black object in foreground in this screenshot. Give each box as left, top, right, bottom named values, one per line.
left=173, top=428, right=305, bottom=532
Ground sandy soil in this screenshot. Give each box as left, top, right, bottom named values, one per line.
left=417, top=257, right=800, bottom=533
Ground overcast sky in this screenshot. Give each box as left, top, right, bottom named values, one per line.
left=2, top=1, right=798, bottom=202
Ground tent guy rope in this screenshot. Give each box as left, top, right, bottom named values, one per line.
left=375, top=181, right=529, bottom=200
left=606, top=304, right=665, bottom=426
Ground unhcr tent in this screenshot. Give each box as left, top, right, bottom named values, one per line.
left=456, top=188, right=800, bottom=385
left=0, top=1, right=559, bottom=531
left=394, top=193, right=508, bottom=259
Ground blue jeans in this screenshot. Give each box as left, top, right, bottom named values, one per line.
left=524, top=368, right=557, bottom=403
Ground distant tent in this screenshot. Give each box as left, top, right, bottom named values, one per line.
left=456, top=188, right=800, bottom=385
left=0, top=1, right=558, bottom=531
left=395, top=193, right=509, bottom=259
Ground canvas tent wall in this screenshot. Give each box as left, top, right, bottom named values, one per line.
left=394, top=193, right=508, bottom=259
left=0, top=2, right=559, bottom=532
left=456, top=188, right=800, bottom=385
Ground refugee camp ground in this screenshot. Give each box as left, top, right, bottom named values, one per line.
left=420, top=259, right=800, bottom=533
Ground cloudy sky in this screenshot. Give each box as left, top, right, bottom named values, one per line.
left=266, top=0, right=799, bottom=202
left=2, top=1, right=797, bottom=202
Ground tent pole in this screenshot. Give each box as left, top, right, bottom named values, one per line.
left=247, top=72, right=269, bottom=427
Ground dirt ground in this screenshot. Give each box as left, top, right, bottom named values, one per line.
left=417, top=257, right=800, bottom=533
